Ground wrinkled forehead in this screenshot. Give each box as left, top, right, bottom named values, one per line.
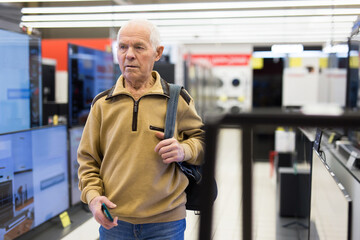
left=119, top=23, right=151, bottom=42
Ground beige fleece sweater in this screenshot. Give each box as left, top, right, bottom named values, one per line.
left=77, top=71, right=204, bottom=224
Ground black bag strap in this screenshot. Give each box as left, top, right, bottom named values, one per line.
left=164, top=84, right=202, bottom=182
left=164, top=83, right=182, bottom=139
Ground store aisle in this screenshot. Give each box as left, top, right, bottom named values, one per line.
left=61, top=217, right=99, bottom=240
left=61, top=128, right=286, bottom=240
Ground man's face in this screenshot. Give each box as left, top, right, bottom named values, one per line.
left=117, top=24, right=162, bottom=83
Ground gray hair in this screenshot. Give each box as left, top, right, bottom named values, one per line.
left=117, top=19, right=161, bottom=51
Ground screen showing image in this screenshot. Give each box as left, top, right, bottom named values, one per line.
left=68, top=44, right=115, bottom=127
left=347, top=36, right=360, bottom=146
left=0, top=125, right=69, bottom=240
left=347, top=38, right=360, bottom=109
left=69, top=126, right=84, bottom=206
left=29, top=36, right=42, bottom=128
left=0, top=29, right=31, bottom=134
left=309, top=149, right=352, bottom=240
left=313, top=128, right=322, bottom=153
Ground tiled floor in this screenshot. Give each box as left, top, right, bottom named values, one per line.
left=60, top=128, right=307, bottom=240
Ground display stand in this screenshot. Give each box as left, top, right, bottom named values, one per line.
left=279, top=167, right=310, bottom=229
left=199, top=109, right=360, bottom=240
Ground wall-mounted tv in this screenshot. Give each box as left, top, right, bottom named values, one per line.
left=347, top=16, right=360, bottom=109
left=0, top=29, right=30, bottom=134
left=0, top=125, right=69, bottom=240
left=309, top=149, right=352, bottom=240
left=346, top=25, right=360, bottom=146
left=347, top=38, right=360, bottom=109
left=29, top=35, right=42, bottom=128
left=68, top=43, right=115, bottom=127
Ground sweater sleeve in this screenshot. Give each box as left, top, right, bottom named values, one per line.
left=177, top=96, right=205, bottom=166
left=77, top=104, right=104, bottom=204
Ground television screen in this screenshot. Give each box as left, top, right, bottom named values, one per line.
left=347, top=36, right=360, bottom=146
left=69, top=126, right=84, bottom=206
left=0, top=125, right=69, bottom=240
left=68, top=44, right=115, bottom=127
left=29, top=36, right=42, bottom=128
left=347, top=37, right=360, bottom=109
left=41, top=59, right=56, bottom=103
left=0, top=29, right=31, bottom=134
left=313, top=128, right=322, bottom=153
left=153, top=61, right=175, bottom=84
left=309, top=149, right=352, bottom=240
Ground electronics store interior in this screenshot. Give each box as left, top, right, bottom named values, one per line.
left=1, top=1, right=360, bottom=240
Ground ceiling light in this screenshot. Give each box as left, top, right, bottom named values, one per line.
left=271, top=44, right=304, bottom=53
left=18, top=0, right=359, bottom=45
left=21, top=0, right=360, bottom=14
left=323, top=44, right=349, bottom=53
left=21, top=9, right=360, bottom=22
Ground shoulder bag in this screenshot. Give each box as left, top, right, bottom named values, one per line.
left=164, top=83, right=217, bottom=213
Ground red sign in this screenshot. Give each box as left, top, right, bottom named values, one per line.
left=189, top=54, right=251, bottom=66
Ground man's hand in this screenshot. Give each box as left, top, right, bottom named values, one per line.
left=88, top=196, right=118, bottom=230
left=154, top=132, right=185, bottom=164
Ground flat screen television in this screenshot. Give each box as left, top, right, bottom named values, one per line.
left=309, top=149, right=352, bottom=240
left=68, top=43, right=115, bottom=127
left=0, top=125, right=69, bottom=240
left=41, top=58, right=56, bottom=103
left=68, top=126, right=84, bottom=206
left=347, top=27, right=360, bottom=146
left=153, top=61, right=175, bottom=84
left=313, top=128, right=323, bottom=153
left=347, top=35, right=360, bottom=109
left=29, top=35, right=42, bottom=128
left=0, top=29, right=42, bottom=133
left=0, top=29, right=31, bottom=134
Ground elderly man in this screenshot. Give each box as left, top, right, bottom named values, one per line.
left=77, top=19, right=205, bottom=240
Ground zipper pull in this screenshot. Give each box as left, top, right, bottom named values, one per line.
left=132, top=100, right=139, bottom=131
left=134, top=101, right=138, bottom=112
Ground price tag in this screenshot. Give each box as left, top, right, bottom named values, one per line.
left=289, top=57, right=302, bottom=67
left=59, top=211, right=71, bottom=228
left=319, top=57, right=328, bottom=69
left=252, top=57, right=263, bottom=69
left=349, top=56, right=359, bottom=69
left=328, top=132, right=336, bottom=144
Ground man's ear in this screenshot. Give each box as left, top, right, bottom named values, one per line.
left=155, top=46, right=164, bottom=61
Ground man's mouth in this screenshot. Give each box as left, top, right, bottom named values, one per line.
left=125, top=65, right=138, bottom=68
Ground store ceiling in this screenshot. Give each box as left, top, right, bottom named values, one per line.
left=4, top=0, right=360, bottom=46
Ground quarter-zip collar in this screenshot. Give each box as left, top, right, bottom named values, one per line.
left=104, top=71, right=170, bottom=132
left=105, top=71, right=170, bottom=101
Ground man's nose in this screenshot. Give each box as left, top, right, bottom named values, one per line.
left=126, top=47, right=135, bottom=59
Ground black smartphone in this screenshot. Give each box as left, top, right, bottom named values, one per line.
left=101, top=203, right=114, bottom=222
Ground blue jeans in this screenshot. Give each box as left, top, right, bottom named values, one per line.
left=99, top=219, right=186, bottom=240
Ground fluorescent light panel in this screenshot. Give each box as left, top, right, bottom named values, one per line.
left=161, top=32, right=348, bottom=38
left=21, top=8, right=360, bottom=22
left=162, top=29, right=348, bottom=36
left=21, top=15, right=358, bottom=26
left=3, top=0, right=99, bottom=2
left=272, top=44, right=304, bottom=53
left=162, top=34, right=347, bottom=40
left=21, top=0, right=360, bottom=14
left=18, top=0, right=358, bottom=45
left=151, top=16, right=357, bottom=25
left=20, top=19, right=354, bottom=29
left=20, top=21, right=350, bottom=37
left=323, top=44, right=349, bottom=53
left=162, top=37, right=348, bottom=45
left=20, top=20, right=353, bottom=34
